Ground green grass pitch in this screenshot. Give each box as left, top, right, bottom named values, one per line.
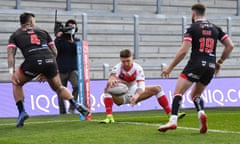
left=0, top=108, right=239, bottom=144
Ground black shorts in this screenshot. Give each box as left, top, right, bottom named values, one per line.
left=181, top=59, right=215, bottom=85
left=20, top=55, right=58, bottom=79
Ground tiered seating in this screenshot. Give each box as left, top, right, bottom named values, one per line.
left=0, top=0, right=239, bottom=81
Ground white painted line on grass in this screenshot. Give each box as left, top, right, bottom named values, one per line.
left=0, top=119, right=239, bottom=134
left=117, top=121, right=240, bottom=134
left=0, top=119, right=80, bottom=126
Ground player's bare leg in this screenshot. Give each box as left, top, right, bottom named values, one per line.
left=12, top=70, right=31, bottom=127
left=158, top=77, right=191, bottom=132
left=48, top=74, right=89, bottom=116
left=191, top=82, right=208, bottom=134
left=101, top=90, right=132, bottom=123
left=135, top=85, right=171, bottom=113
left=135, top=85, right=185, bottom=119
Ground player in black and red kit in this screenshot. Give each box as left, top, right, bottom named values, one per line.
left=158, top=3, right=234, bottom=133
left=7, top=12, right=89, bottom=127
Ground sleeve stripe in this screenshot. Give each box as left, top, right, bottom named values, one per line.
left=221, top=34, right=229, bottom=42
left=48, top=41, right=55, bottom=47
left=184, top=37, right=192, bottom=42
left=7, top=43, right=16, bottom=48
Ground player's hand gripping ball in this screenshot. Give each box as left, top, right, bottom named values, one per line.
left=107, top=83, right=128, bottom=96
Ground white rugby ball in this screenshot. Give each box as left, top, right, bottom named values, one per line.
left=107, top=83, right=128, bottom=96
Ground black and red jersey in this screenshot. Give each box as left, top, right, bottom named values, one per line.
left=8, top=26, right=54, bottom=58
left=184, top=19, right=228, bottom=62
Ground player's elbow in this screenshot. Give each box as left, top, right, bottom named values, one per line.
left=179, top=51, right=187, bottom=59
left=224, top=38, right=234, bottom=51
left=229, top=43, right=234, bottom=51
left=226, top=44, right=234, bottom=55
left=137, top=82, right=145, bottom=92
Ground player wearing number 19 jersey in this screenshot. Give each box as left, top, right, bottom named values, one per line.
left=7, top=12, right=89, bottom=128
left=159, top=3, right=234, bottom=133
left=182, top=18, right=228, bottom=85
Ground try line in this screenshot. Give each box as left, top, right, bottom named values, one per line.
left=0, top=119, right=239, bottom=135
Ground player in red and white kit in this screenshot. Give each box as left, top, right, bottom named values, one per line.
left=101, top=49, right=186, bottom=123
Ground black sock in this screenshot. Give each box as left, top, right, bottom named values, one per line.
left=69, top=99, right=76, bottom=106
left=171, top=95, right=182, bottom=115
left=16, top=100, right=25, bottom=114
left=193, top=96, right=204, bottom=111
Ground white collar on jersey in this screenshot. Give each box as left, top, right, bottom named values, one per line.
left=196, top=18, right=207, bottom=22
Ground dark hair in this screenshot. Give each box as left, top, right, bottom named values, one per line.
left=192, top=3, right=206, bottom=16
left=120, top=49, right=132, bottom=58
left=65, top=19, right=78, bottom=33
left=20, top=12, right=35, bottom=25
left=65, top=19, right=77, bottom=27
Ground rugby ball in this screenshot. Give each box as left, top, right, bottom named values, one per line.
left=107, top=83, right=128, bottom=96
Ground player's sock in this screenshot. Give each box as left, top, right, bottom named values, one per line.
left=193, top=96, right=204, bottom=111
left=156, top=92, right=171, bottom=114
left=171, top=95, right=182, bottom=115
left=101, top=94, right=114, bottom=124
left=68, top=99, right=89, bottom=116
left=16, top=100, right=25, bottom=114
left=103, top=93, right=113, bottom=115
left=193, top=96, right=207, bottom=133
left=68, top=98, right=76, bottom=106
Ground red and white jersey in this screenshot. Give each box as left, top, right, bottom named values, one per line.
left=110, top=62, right=145, bottom=86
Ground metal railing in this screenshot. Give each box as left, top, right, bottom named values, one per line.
left=8, top=0, right=240, bottom=79
left=80, top=13, right=235, bottom=59
left=79, top=14, right=235, bottom=78
left=14, top=0, right=240, bottom=16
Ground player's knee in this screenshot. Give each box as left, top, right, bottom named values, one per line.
left=154, top=85, right=162, bottom=94
left=112, top=96, right=124, bottom=106
left=104, top=87, right=109, bottom=93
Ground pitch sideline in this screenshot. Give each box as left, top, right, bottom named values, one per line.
left=117, top=121, right=240, bottom=134
left=0, top=119, right=239, bottom=134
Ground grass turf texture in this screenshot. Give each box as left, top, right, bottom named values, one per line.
left=0, top=108, right=239, bottom=144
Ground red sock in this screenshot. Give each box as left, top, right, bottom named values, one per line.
left=157, top=95, right=171, bottom=115
left=104, top=97, right=113, bottom=115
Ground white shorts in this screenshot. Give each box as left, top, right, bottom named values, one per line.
left=122, top=84, right=138, bottom=104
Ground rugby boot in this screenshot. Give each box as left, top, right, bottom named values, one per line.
left=16, top=111, right=29, bottom=128
left=100, top=115, right=115, bottom=124
left=199, top=112, right=208, bottom=134
left=75, top=103, right=89, bottom=117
